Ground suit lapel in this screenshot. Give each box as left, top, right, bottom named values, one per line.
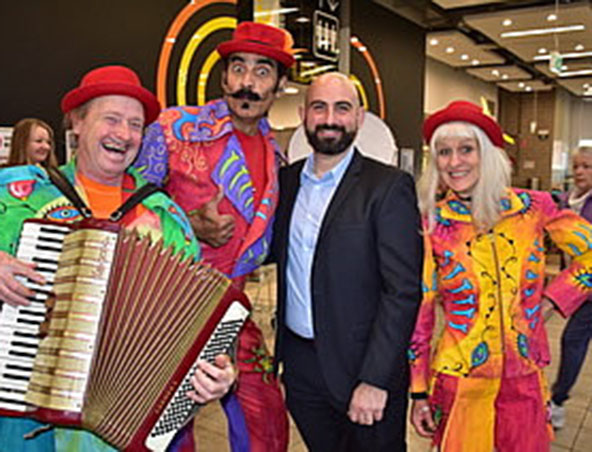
left=318, top=149, right=363, bottom=241
left=279, top=160, right=305, bottom=257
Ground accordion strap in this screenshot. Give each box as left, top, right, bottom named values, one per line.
left=46, top=166, right=164, bottom=222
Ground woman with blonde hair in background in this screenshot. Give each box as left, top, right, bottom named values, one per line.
left=409, top=100, right=592, bottom=451
left=7, top=118, right=57, bottom=167
left=549, top=146, right=592, bottom=430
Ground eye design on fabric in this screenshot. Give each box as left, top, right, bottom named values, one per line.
left=45, top=205, right=82, bottom=223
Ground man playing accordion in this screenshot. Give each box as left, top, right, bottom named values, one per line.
left=0, top=65, right=236, bottom=451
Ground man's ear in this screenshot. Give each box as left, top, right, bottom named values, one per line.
left=221, top=69, right=229, bottom=93
left=275, top=75, right=288, bottom=98
left=71, top=113, right=83, bottom=135
left=357, top=107, right=365, bottom=128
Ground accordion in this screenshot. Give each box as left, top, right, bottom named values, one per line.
left=0, top=219, right=250, bottom=451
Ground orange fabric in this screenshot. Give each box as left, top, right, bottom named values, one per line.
left=77, top=173, right=121, bottom=219
left=77, top=172, right=147, bottom=220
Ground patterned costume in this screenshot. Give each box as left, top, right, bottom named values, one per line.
left=409, top=189, right=592, bottom=451
left=0, top=161, right=199, bottom=451
left=135, top=99, right=288, bottom=452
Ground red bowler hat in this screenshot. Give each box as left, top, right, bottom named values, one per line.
left=217, top=21, right=295, bottom=68
left=423, top=100, right=504, bottom=148
left=61, top=65, right=161, bottom=124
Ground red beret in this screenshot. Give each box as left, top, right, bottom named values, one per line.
left=217, top=22, right=295, bottom=68
left=61, top=65, right=161, bottom=124
left=423, top=100, right=504, bottom=148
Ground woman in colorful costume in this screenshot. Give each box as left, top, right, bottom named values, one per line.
left=549, top=146, right=592, bottom=429
left=408, top=100, right=592, bottom=451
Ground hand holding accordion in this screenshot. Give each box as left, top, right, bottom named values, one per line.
left=0, top=219, right=250, bottom=451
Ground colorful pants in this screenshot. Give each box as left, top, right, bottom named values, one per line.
left=429, top=371, right=552, bottom=452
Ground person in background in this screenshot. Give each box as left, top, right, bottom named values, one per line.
left=271, top=72, right=423, bottom=451
left=549, top=146, right=592, bottom=429
left=409, top=100, right=592, bottom=451
left=7, top=118, right=58, bottom=167
left=135, top=21, right=294, bottom=452
left=0, top=65, right=235, bottom=451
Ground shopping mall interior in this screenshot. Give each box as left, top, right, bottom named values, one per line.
left=1, top=1, right=592, bottom=451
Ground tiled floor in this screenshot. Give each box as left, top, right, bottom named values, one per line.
left=195, top=265, right=592, bottom=451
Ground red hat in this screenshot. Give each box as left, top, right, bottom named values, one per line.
left=423, top=100, right=504, bottom=148
left=217, top=22, right=295, bottom=68
left=61, top=65, right=161, bottom=124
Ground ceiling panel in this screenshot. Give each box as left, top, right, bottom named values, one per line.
left=535, top=61, right=592, bottom=78
left=557, top=76, right=592, bottom=96
left=497, top=79, right=553, bottom=92
left=466, top=65, right=532, bottom=82
left=426, top=30, right=505, bottom=66
left=464, top=3, right=592, bottom=63
left=433, top=0, right=502, bottom=8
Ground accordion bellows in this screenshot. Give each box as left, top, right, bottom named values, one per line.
left=6, top=221, right=249, bottom=451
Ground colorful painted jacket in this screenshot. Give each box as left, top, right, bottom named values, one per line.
left=134, top=98, right=280, bottom=282
left=0, top=161, right=199, bottom=452
left=409, top=189, right=592, bottom=395
left=135, top=99, right=288, bottom=452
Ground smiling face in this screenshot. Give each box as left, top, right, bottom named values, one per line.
left=435, top=126, right=481, bottom=198
left=26, top=125, right=53, bottom=164
left=222, top=52, right=284, bottom=126
left=73, top=95, right=144, bottom=186
left=301, top=73, right=364, bottom=155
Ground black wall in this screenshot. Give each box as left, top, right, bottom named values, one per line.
left=0, top=0, right=186, bottom=160
left=1, top=1, right=425, bottom=164
left=351, top=0, right=425, bottom=161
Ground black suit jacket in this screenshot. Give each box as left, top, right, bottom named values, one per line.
left=272, top=150, right=423, bottom=407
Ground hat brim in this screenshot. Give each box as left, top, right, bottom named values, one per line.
left=217, top=40, right=295, bottom=68
left=423, top=106, right=504, bottom=148
left=61, top=83, right=161, bottom=125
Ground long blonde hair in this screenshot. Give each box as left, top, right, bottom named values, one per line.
left=418, top=122, right=511, bottom=232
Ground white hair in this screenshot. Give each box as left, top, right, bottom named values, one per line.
left=418, top=122, right=511, bottom=232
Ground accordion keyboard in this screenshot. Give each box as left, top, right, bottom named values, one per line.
left=0, top=222, right=71, bottom=413
left=145, top=300, right=250, bottom=452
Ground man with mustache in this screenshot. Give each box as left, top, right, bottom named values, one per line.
left=135, top=22, right=294, bottom=451
left=270, top=72, right=423, bottom=451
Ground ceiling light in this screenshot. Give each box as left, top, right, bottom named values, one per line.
left=295, top=16, right=310, bottom=24
left=502, top=74, right=509, bottom=80
left=492, top=69, right=500, bottom=76
left=350, top=37, right=359, bottom=44
left=502, top=19, right=513, bottom=27
left=254, top=7, right=299, bottom=17
left=547, top=13, right=558, bottom=21
left=501, top=24, right=585, bottom=38
left=575, top=44, right=585, bottom=51
left=538, top=48, right=547, bottom=54
left=429, top=38, right=439, bottom=46
left=534, top=50, right=592, bottom=60
left=518, top=82, right=525, bottom=88
left=358, top=46, right=367, bottom=52
left=445, top=46, right=455, bottom=54
left=561, top=69, right=592, bottom=77
left=471, top=59, right=480, bottom=65
left=526, top=86, right=533, bottom=91
left=284, top=86, right=299, bottom=94
left=461, top=54, right=469, bottom=60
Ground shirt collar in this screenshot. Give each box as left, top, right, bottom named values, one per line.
left=301, top=147, right=355, bottom=185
